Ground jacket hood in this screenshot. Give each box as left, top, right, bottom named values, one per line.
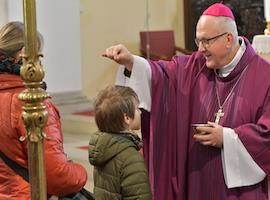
left=88, top=131, right=141, bottom=166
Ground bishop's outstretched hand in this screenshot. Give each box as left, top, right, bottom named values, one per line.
left=102, top=44, right=134, bottom=71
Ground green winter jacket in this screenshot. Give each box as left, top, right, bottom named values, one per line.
left=88, top=131, right=152, bottom=200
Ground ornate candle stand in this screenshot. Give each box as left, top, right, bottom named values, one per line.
left=18, top=0, right=49, bottom=199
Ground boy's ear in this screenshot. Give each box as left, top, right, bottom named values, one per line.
left=123, top=113, right=131, bottom=125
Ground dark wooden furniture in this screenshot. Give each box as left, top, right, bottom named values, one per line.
left=140, top=30, right=192, bottom=61
left=184, top=0, right=265, bottom=51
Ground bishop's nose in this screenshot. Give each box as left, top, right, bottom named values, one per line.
left=197, top=41, right=207, bottom=53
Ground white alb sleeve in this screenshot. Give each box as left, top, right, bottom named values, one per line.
left=115, top=55, right=152, bottom=111
left=221, top=127, right=266, bottom=188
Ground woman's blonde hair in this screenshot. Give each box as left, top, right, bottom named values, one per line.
left=0, top=21, right=43, bottom=57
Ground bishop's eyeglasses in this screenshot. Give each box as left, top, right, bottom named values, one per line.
left=194, top=32, right=228, bottom=48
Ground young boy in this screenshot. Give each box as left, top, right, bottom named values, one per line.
left=88, top=85, right=152, bottom=200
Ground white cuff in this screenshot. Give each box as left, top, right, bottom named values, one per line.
left=222, top=127, right=266, bottom=188
left=115, top=55, right=152, bottom=111
left=115, top=66, right=129, bottom=86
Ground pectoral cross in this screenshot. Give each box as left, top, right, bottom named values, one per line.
left=215, top=108, right=224, bottom=124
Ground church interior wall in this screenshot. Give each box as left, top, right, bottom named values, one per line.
left=0, top=0, right=185, bottom=101
left=0, top=0, right=7, bottom=27
left=80, top=0, right=185, bottom=99
left=2, top=0, right=82, bottom=94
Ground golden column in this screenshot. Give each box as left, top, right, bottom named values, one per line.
left=19, top=0, right=49, bottom=199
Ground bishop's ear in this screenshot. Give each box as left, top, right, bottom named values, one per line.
left=225, top=33, right=234, bottom=48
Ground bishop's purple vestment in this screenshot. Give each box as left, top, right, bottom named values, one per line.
left=141, top=38, right=270, bottom=200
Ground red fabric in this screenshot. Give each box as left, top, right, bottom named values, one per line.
left=72, top=110, right=95, bottom=116
left=76, top=146, right=89, bottom=150
left=0, top=74, right=87, bottom=199
left=202, top=3, right=235, bottom=20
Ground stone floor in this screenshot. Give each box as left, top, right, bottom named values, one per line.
left=51, top=91, right=96, bottom=192
left=64, top=132, right=94, bottom=191
left=62, top=115, right=96, bottom=193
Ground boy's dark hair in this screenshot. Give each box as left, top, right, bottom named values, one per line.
left=94, top=85, right=139, bottom=133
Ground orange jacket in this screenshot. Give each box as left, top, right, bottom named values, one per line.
left=0, top=74, right=87, bottom=200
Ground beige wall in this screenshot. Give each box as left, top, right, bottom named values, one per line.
left=0, top=0, right=7, bottom=26
left=80, top=0, right=185, bottom=98
left=259, top=53, right=270, bottom=61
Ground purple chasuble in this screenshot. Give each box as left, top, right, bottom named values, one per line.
left=141, top=38, right=270, bottom=200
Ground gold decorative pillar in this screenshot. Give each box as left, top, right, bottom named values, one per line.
left=19, top=0, right=49, bottom=199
